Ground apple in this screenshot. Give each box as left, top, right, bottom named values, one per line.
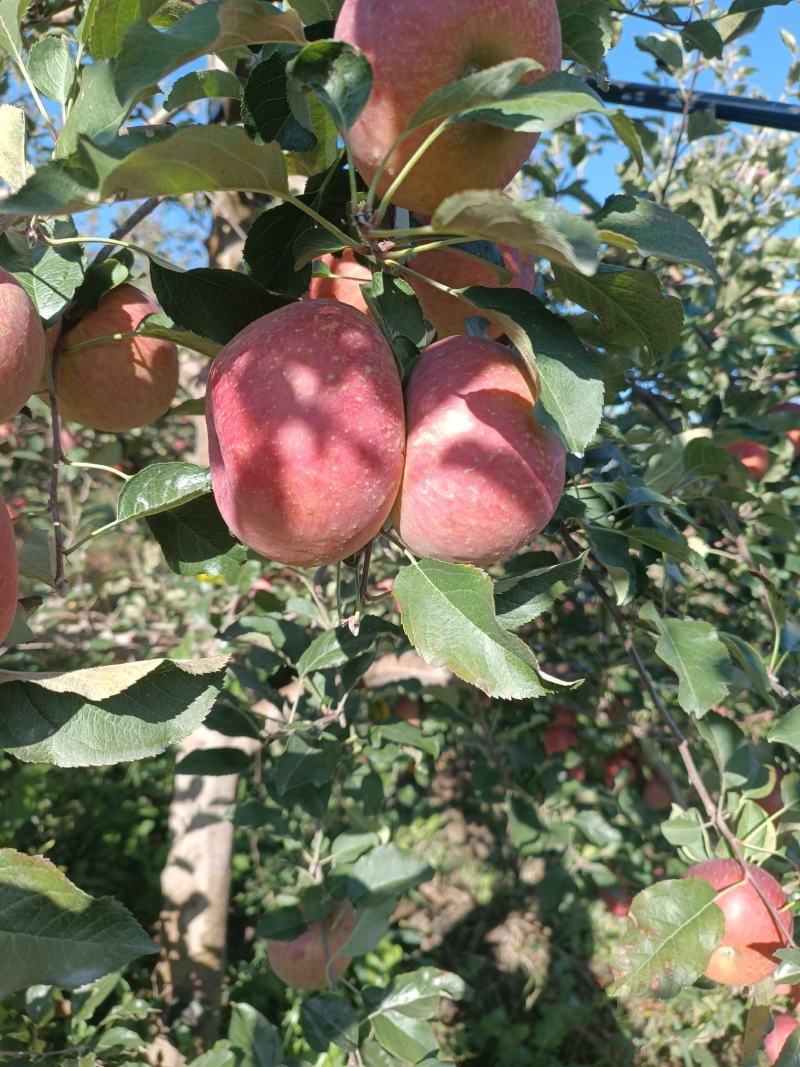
left=266, top=899, right=355, bottom=991
left=392, top=336, right=566, bottom=565
left=407, top=245, right=536, bottom=339
left=335, top=0, right=562, bottom=216
left=544, top=724, right=577, bottom=756
left=726, top=439, right=769, bottom=481
left=307, top=250, right=373, bottom=317
left=603, top=751, right=638, bottom=791
left=758, top=770, right=785, bottom=818
left=57, top=285, right=179, bottom=431
left=770, top=400, right=800, bottom=456
left=207, top=300, right=405, bottom=566
left=642, top=774, right=672, bottom=809
left=765, top=1013, right=800, bottom=1065
left=602, top=889, right=632, bottom=918
left=551, top=705, right=577, bottom=728
left=684, top=859, right=793, bottom=986
left=0, top=493, right=18, bottom=645
left=0, top=267, right=46, bottom=422
left=394, top=696, right=421, bottom=725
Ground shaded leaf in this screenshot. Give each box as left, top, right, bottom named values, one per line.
left=640, top=603, right=731, bottom=716
left=117, top=463, right=212, bottom=522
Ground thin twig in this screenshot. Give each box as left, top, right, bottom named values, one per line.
left=47, top=347, right=68, bottom=596
left=92, top=197, right=163, bottom=266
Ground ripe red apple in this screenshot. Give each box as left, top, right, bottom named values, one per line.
left=765, top=1013, right=800, bottom=1065
left=0, top=494, right=18, bottom=645
left=207, top=300, right=405, bottom=566
left=642, top=774, right=672, bottom=809
left=551, top=705, right=577, bottom=728
left=266, top=899, right=355, bottom=990
left=307, top=250, right=373, bottom=317
left=726, top=439, right=769, bottom=481
left=407, top=246, right=536, bottom=339
left=392, top=336, right=566, bottom=565
left=544, top=724, right=577, bottom=756
left=758, top=770, right=785, bottom=818
left=603, top=752, right=638, bottom=791
left=0, top=267, right=46, bottom=422
left=685, top=859, right=793, bottom=986
left=394, top=696, right=421, bottom=725
left=770, top=400, right=800, bottom=456
left=602, top=889, right=632, bottom=918
left=58, top=285, right=179, bottom=431
left=335, top=0, right=562, bottom=216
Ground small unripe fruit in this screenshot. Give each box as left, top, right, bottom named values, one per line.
left=685, top=859, right=792, bottom=986
left=0, top=494, right=18, bottom=644
left=726, top=439, right=769, bottom=481
left=0, top=267, right=46, bottom=422
left=58, top=285, right=178, bottom=431
left=266, top=899, right=355, bottom=991
left=765, top=1013, right=800, bottom=1065
left=392, top=336, right=566, bottom=566
left=207, top=301, right=405, bottom=566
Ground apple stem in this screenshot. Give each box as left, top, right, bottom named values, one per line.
left=373, top=118, right=453, bottom=224
left=281, top=192, right=361, bottom=252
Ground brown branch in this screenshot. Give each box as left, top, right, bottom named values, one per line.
left=629, top=380, right=677, bottom=434
left=92, top=197, right=163, bottom=267
left=47, top=346, right=68, bottom=597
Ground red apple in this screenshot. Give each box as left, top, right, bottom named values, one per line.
left=266, top=899, right=355, bottom=991
left=770, top=401, right=800, bottom=456
left=394, top=696, right=421, bottom=725
left=408, top=245, right=536, bottom=339
left=602, top=890, right=632, bottom=918
left=58, top=285, right=178, bottom=431
left=335, top=0, right=562, bottom=216
left=765, top=1013, right=800, bottom=1065
left=544, top=724, right=577, bottom=756
left=0, top=267, right=46, bottom=422
left=392, top=336, right=566, bottom=565
left=758, top=770, right=785, bottom=818
left=567, top=763, right=586, bottom=782
left=0, top=494, right=18, bottom=645
left=307, top=250, right=373, bottom=317
left=207, top=300, right=405, bottom=566
left=603, top=752, right=638, bottom=791
left=551, top=705, right=577, bottom=728
left=726, top=439, right=769, bottom=481
left=642, top=775, right=672, bottom=809
left=684, top=859, right=793, bottom=986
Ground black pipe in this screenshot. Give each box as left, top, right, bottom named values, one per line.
left=588, top=79, right=800, bottom=133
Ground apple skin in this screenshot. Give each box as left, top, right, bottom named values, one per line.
left=394, top=696, right=421, bottom=725
left=765, top=1013, right=800, bottom=1065
left=57, top=285, right=178, bottom=432
left=770, top=400, right=800, bottom=456
left=392, top=336, right=566, bottom=566
left=0, top=494, right=18, bottom=645
left=726, top=439, right=769, bottom=480
left=207, top=300, right=405, bottom=567
left=602, top=890, right=632, bottom=918
left=603, top=752, right=638, bottom=791
left=0, top=268, right=46, bottom=422
left=544, top=724, right=577, bottom=756
left=307, top=250, right=373, bottom=316
left=334, top=0, right=562, bottom=216
left=551, top=705, right=577, bottom=728
left=685, top=859, right=793, bottom=986
left=266, top=899, right=355, bottom=991
left=758, top=770, right=785, bottom=818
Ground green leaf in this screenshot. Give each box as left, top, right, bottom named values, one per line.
left=554, top=264, right=683, bottom=362
left=301, top=995, right=358, bottom=1053
left=611, top=878, right=724, bottom=998
left=0, top=0, right=24, bottom=58
left=371, top=1012, right=438, bottom=1064
left=165, top=69, right=243, bottom=111
left=114, top=0, right=305, bottom=104
left=463, top=72, right=605, bottom=133
left=244, top=202, right=313, bottom=297
left=0, top=218, right=85, bottom=321
left=432, top=191, right=599, bottom=276
left=394, top=558, right=572, bottom=700
left=681, top=20, right=724, bottom=58
left=243, top=53, right=317, bottom=152
left=289, top=0, right=343, bottom=21
left=275, top=732, right=342, bottom=794
left=463, top=289, right=604, bottom=454
left=56, top=60, right=131, bottom=159
left=339, top=897, right=394, bottom=956
left=735, top=798, right=776, bottom=862
left=174, top=748, right=252, bottom=776
left=149, top=260, right=291, bottom=345
left=83, top=0, right=141, bottom=59
left=0, top=850, right=156, bottom=999
left=768, top=705, right=800, bottom=751
left=287, top=39, right=372, bottom=132
left=640, top=603, right=731, bottom=716
left=595, top=194, right=717, bottom=278
left=776, top=1030, right=800, bottom=1067
left=407, top=57, right=540, bottom=129
left=147, top=495, right=247, bottom=580
left=375, top=967, right=466, bottom=1017
left=559, top=0, right=613, bottom=73
left=117, top=462, right=212, bottom=521
left=361, top=272, right=427, bottom=377
left=634, top=33, right=683, bottom=71
left=590, top=524, right=699, bottom=566
left=0, top=656, right=228, bottom=766
left=0, top=103, right=25, bottom=191
left=719, top=632, right=771, bottom=699
left=348, top=845, right=432, bottom=902
left=28, top=36, right=75, bottom=104
left=608, top=109, right=644, bottom=172
left=296, top=617, right=400, bottom=677
left=495, top=553, right=587, bottom=630
left=371, top=722, right=442, bottom=759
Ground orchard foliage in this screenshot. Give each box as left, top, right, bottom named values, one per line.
left=0, top=0, right=799, bottom=1064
